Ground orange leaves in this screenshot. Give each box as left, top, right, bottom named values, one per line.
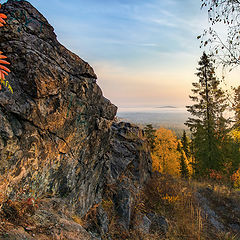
left=0, top=52, right=11, bottom=93
left=0, top=4, right=12, bottom=93
left=0, top=4, right=7, bottom=27
left=0, top=51, right=10, bottom=80
left=0, top=13, right=7, bottom=27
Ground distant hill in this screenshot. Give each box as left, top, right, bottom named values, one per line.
left=156, top=106, right=177, bottom=108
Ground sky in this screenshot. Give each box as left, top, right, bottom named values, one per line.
left=3, top=0, right=240, bottom=107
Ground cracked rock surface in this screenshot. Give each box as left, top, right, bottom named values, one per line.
left=0, top=1, right=153, bottom=239
left=0, top=0, right=117, bottom=216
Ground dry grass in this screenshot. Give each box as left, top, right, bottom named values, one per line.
left=94, top=173, right=240, bottom=239
left=1, top=172, right=238, bottom=239
left=140, top=173, right=206, bottom=240
left=72, top=215, right=85, bottom=226
left=129, top=173, right=239, bottom=240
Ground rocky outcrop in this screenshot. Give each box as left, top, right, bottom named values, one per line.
left=0, top=0, right=117, bottom=216
left=0, top=1, right=152, bottom=239
left=195, top=188, right=240, bottom=235
left=84, top=122, right=152, bottom=238
left=107, top=122, right=152, bottom=230
left=1, top=198, right=97, bottom=240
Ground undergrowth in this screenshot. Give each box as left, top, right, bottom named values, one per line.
left=102, top=173, right=240, bottom=240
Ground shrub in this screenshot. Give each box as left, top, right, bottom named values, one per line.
left=231, top=168, right=240, bottom=188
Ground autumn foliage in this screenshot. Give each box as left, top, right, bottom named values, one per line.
left=151, top=128, right=181, bottom=176
left=231, top=168, right=240, bottom=188
left=0, top=4, right=11, bottom=92
left=0, top=5, right=7, bottom=27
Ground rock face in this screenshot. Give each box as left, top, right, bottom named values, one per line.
left=83, top=122, right=152, bottom=238
left=0, top=0, right=117, bottom=215
left=0, top=1, right=152, bottom=238
left=106, top=122, right=152, bottom=229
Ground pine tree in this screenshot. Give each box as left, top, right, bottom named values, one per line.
left=177, top=140, right=190, bottom=179
left=144, top=124, right=156, bottom=152
left=179, top=150, right=190, bottom=179
left=185, top=52, right=229, bottom=175
left=177, top=142, right=181, bottom=152
left=181, top=130, right=191, bottom=160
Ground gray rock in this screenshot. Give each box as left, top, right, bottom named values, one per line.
left=113, top=180, right=131, bottom=230
left=230, top=223, right=240, bottom=233
left=0, top=1, right=152, bottom=238
left=105, top=122, right=152, bottom=230
left=147, top=213, right=168, bottom=235
left=97, top=206, right=109, bottom=234
left=0, top=0, right=117, bottom=217
left=195, top=191, right=225, bottom=231
left=134, top=214, right=151, bottom=234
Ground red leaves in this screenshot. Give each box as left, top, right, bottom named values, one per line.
left=0, top=4, right=7, bottom=27
left=0, top=4, right=12, bottom=93
left=0, top=51, right=10, bottom=80
left=26, top=197, right=35, bottom=205
left=0, top=13, right=7, bottom=27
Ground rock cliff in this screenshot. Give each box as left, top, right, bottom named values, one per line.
left=0, top=1, right=152, bottom=239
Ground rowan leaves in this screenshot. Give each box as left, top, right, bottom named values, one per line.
left=0, top=3, right=12, bottom=93
left=0, top=6, right=7, bottom=27
left=0, top=51, right=10, bottom=80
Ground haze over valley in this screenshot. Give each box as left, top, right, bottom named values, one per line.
left=117, top=106, right=189, bottom=129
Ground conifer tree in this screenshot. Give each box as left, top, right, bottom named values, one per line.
left=177, top=142, right=181, bottom=152
left=181, top=130, right=191, bottom=160
left=186, top=52, right=229, bottom=175
left=177, top=141, right=190, bottom=179
left=144, top=124, right=156, bottom=152
left=179, top=150, right=190, bottom=179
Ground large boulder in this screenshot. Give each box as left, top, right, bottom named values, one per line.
left=0, top=0, right=117, bottom=216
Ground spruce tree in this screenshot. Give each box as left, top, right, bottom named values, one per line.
left=177, top=140, right=190, bottom=179
left=144, top=124, right=156, bottom=152
left=185, top=52, right=229, bottom=175
left=181, top=130, right=191, bottom=160
left=179, top=150, right=190, bottom=179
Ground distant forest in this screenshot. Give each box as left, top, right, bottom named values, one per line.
left=142, top=0, right=240, bottom=186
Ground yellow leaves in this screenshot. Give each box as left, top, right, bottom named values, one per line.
left=231, top=129, right=240, bottom=142
left=0, top=79, right=13, bottom=93
left=72, top=215, right=84, bottom=225
left=231, top=168, right=240, bottom=188
left=152, top=154, right=161, bottom=172
left=162, top=193, right=179, bottom=203
left=151, top=128, right=180, bottom=176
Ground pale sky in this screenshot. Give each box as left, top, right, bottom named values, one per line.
left=3, top=0, right=240, bottom=107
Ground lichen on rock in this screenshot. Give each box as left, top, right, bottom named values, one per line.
left=0, top=0, right=117, bottom=215
left=0, top=1, right=153, bottom=239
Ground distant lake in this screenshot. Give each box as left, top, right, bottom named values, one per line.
left=117, top=107, right=190, bottom=129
